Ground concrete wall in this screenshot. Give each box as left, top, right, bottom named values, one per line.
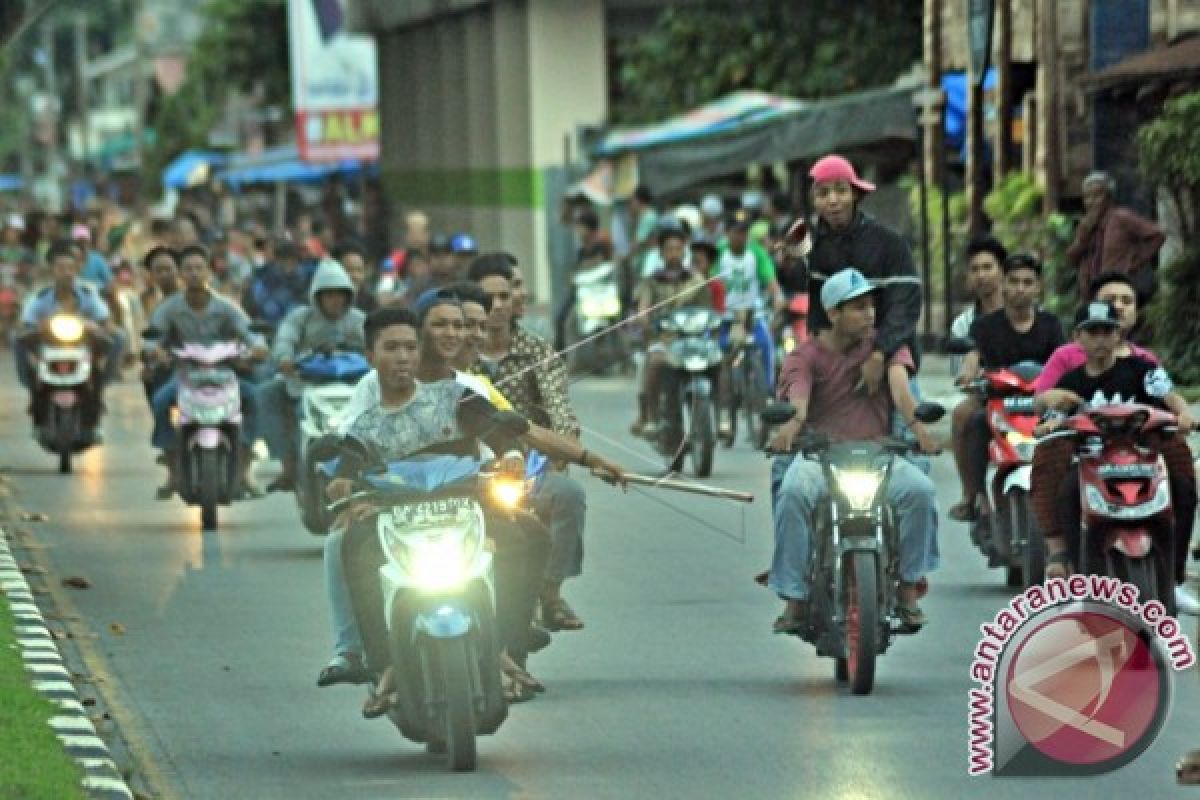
left=373, top=0, right=607, bottom=304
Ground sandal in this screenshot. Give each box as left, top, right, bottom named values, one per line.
left=361, top=667, right=398, bottom=719
left=500, top=652, right=546, bottom=694
left=542, top=598, right=584, bottom=632
left=948, top=500, right=978, bottom=522
left=317, top=652, right=368, bottom=687
left=773, top=602, right=807, bottom=635
left=1046, top=551, right=1072, bottom=580
left=501, top=672, right=536, bottom=703
left=896, top=603, right=928, bottom=630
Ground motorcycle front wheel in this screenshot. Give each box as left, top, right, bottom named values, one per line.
left=836, top=551, right=879, bottom=696
left=438, top=637, right=478, bottom=772
left=53, top=405, right=78, bottom=474
left=197, top=448, right=224, bottom=531
left=688, top=393, right=715, bottom=478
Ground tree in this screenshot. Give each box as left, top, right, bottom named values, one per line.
left=143, top=0, right=289, bottom=191
left=1138, top=91, right=1200, bottom=383
left=611, top=1, right=922, bottom=124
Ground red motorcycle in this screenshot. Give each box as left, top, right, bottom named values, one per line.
left=1061, top=403, right=1177, bottom=614
left=963, top=361, right=1044, bottom=588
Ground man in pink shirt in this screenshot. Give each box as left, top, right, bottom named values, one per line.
left=768, top=268, right=940, bottom=633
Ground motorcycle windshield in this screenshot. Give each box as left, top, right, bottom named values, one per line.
left=297, top=352, right=370, bottom=382
left=364, top=455, right=483, bottom=493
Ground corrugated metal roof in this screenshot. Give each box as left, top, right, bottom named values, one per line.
left=1082, top=34, right=1200, bottom=92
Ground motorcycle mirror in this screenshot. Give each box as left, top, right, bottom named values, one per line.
left=761, top=402, right=797, bottom=426
left=913, top=402, right=946, bottom=424
left=943, top=336, right=975, bottom=355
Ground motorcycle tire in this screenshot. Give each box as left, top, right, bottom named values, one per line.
left=1014, top=493, right=1045, bottom=588
left=840, top=551, right=879, bottom=696
left=198, top=449, right=223, bottom=531
left=1110, top=550, right=1172, bottom=616
left=742, top=349, right=769, bottom=450
left=54, top=406, right=77, bottom=474
left=438, top=637, right=478, bottom=772
left=689, top=395, right=715, bottom=478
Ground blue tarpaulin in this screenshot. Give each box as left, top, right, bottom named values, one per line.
left=941, top=69, right=998, bottom=153
left=217, top=145, right=373, bottom=188
left=163, top=150, right=229, bottom=190
left=0, top=174, right=24, bottom=192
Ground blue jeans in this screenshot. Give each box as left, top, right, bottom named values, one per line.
left=530, top=471, right=587, bottom=583
left=718, top=314, right=775, bottom=394
left=324, top=527, right=363, bottom=657
left=258, top=377, right=302, bottom=463
left=150, top=375, right=260, bottom=450
left=770, top=453, right=938, bottom=601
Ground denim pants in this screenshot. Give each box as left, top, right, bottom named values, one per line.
left=324, top=526, right=363, bottom=657
left=770, top=453, right=938, bottom=600
left=258, top=377, right=302, bottom=463
left=529, top=471, right=587, bottom=583
left=150, top=375, right=260, bottom=450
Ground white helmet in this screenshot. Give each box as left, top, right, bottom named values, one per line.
left=700, top=194, right=724, bottom=218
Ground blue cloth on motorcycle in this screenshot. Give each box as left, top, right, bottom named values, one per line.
left=364, top=455, right=481, bottom=491
left=525, top=449, right=550, bottom=492
left=296, top=351, right=370, bottom=382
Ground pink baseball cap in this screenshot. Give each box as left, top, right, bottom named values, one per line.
left=70, top=223, right=91, bottom=241
left=809, top=155, right=875, bottom=193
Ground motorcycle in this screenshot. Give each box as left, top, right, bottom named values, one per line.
left=330, top=440, right=531, bottom=771
left=293, top=349, right=371, bottom=534
left=1059, top=402, right=1178, bottom=614
left=0, top=261, right=22, bottom=344
left=763, top=400, right=945, bottom=695
left=776, top=292, right=810, bottom=358
left=948, top=340, right=1045, bottom=587
left=720, top=307, right=773, bottom=450
left=168, top=341, right=248, bottom=531
left=564, top=261, right=629, bottom=375
left=653, top=306, right=723, bottom=477
left=23, top=313, right=105, bottom=473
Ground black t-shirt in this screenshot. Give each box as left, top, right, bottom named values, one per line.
left=969, top=309, right=1065, bottom=368
left=1055, top=355, right=1173, bottom=409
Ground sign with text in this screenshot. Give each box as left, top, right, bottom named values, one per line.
left=288, top=0, right=379, bottom=162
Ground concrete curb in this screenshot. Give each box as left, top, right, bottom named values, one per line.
left=0, top=529, right=134, bottom=800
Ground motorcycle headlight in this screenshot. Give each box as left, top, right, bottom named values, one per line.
left=578, top=288, right=621, bottom=319
left=49, top=314, right=84, bottom=343
left=488, top=476, right=527, bottom=510
left=381, top=509, right=484, bottom=593
left=833, top=467, right=883, bottom=511
left=684, top=355, right=709, bottom=371
left=1005, top=431, right=1036, bottom=461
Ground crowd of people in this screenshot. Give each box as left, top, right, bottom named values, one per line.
left=3, top=151, right=1196, bottom=720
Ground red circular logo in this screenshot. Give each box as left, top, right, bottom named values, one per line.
left=1005, top=611, right=1163, bottom=766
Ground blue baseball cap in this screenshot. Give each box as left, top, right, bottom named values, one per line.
left=820, top=267, right=878, bottom=311
left=450, top=233, right=478, bottom=254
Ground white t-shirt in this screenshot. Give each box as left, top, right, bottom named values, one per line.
left=717, top=249, right=761, bottom=311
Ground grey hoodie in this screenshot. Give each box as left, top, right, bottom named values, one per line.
left=273, top=259, right=367, bottom=394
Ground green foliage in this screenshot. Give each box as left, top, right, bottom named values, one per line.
left=143, top=0, right=289, bottom=192
left=903, top=177, right=966, bottom=302
left=611, top=1, right=921, bottom=123
left=981, top=171, right=1075, bottom=319
left=1138, top=92, right=1200, bottom=381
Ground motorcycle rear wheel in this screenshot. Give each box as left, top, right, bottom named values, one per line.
left=689, top=394, right=715, bottom=478
left=198, top=449, right=223, bottom=531
left=742, top=348, right=768, bottom=449
left=54, top=406, right=77, bottom=474
left=840, top=551, right=879, bottom=696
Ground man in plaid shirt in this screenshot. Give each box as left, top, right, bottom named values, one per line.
left=469, top=253, right=589, bottom=632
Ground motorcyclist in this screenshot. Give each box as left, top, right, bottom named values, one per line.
left=712, top=212, right=785, bottom=437
left=629, top=226, right=713, bottom=439
left=15, top=240, right=123, bottom=438
left=138, top=246, right=180, bottom=405
left=769, top=268, right=939, bottom=633
left=260, top=259, right=367, bottom=493
left=1033, top=301, right=1196, bottom=586
left=146, top=244, right=268, bottom=499
left=949, top=253, right=1065, bottom=521
left=323, top=307, right=622, bottom=715
left=777, top=155, right=922, bottom=391
left=241, top=238, right=309, bottom=331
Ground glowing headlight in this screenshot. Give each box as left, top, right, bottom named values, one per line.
left=1005, top=431, right=1036, bottom=461
left=408, top=535, right=471, bottom=592
left=49, top=314, right=84, bottom=342
left=833, top=468, right=883, bottom=511
left=579, top=290, right=621, bottom=319
left=489, top=477, right=526, bottom=509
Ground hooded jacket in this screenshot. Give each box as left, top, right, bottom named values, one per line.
left=273, top=259, right=367, bottom=395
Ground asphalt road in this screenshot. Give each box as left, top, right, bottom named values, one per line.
left=1, top=363, right=1196, bottom=799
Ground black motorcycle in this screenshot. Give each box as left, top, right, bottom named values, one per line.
left=653, top=306, right=723, bottom=477
left=764, top=401, right=944, bottom=695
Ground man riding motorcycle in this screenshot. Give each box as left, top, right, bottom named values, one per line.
left=260, top=259, right=366, bottom=492
left=146, top=244, right=268, bottom=499
left=769, top=268, right=939, bottom=633
left=950, top=253, right=1065, bottom=521
left=15, top=240, right=124, bottom=437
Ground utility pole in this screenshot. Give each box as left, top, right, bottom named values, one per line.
left=74, top=12, right=89, bottom=178
left=993, top=0, right=1012, bottom=183
left=1038, top=0, right=1060, bottom=212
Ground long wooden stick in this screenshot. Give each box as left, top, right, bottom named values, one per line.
left=602, top=471, right=754, bottom=504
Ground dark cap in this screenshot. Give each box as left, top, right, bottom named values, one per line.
left=1074, top=301, right=1121, bottom=331
left=429, top=233, right=452, bottom=253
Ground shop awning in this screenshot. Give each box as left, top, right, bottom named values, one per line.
left=217, top=145, right=374, bottom=188
left=162, top=150, right=229, bottom=190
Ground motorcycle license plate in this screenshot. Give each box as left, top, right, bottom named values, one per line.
left=1002, top=396, right=1036, bottom=412
left=387, top=497, right=475, bottom=527
left=52, top=391, right=77, bottom=407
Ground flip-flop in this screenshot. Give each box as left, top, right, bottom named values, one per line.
left=773, top=612, right=806, bottom=635
left=317, top=653, right=368, bottom=687
left=501, top=673, right=536, bottom=704
left=947, top=501, right=977, bottom=522
left=543, top=599, right=584, bottom=632
left=896, top=604, right=928, bottom=630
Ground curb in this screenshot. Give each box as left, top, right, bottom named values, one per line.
left=0, top=529, right=134, bottom=800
